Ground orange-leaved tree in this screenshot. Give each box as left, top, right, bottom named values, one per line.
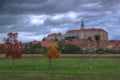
left=2, top=32, right=24, bottom=66
left=46, top=46, right=61, bottom=67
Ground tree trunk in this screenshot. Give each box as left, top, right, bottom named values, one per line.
left=49, top=59, right=52, bottom=67
left=89, top=56, right=93, bottom=70
left=12, top=57, right=15, bottom=68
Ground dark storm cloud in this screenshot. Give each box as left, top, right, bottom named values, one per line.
left=0, top=0, right=120, bottom=42
left=0, top=0, right=103, bottom=15
left=0, top=0, right=119, bottom=15
left=0, top=0, right=48, bottom=14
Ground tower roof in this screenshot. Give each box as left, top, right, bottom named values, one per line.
left=81, top=20, right=84, bottom=27
left=81, top=20, right=84, bottom=29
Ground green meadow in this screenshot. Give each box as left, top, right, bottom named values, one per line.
left=0, top=57, right=120, bottom=80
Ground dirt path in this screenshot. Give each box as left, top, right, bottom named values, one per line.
left=0, top=54, right=120, bottom=58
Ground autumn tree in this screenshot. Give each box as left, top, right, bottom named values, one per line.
left=2, top=32, right=24, bottom=66
left=46, top=46, right=61, bottom=67
left=0, top=44, right=3, bottom=53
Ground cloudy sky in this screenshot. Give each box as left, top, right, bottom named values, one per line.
left=0, top=0, right=120, bottom=43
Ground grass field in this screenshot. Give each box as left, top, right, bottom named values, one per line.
left=0, top=57, right=120, bottom=80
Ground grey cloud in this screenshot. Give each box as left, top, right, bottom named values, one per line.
left=0, top=0, right=120, bottom=42
left=44, top=16, right=73, bottom=26
left=0, top=15, right=28, bottom=26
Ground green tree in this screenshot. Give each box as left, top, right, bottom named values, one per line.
left=0, top=44, right=3, bottom=53
left=58, top=40, right=80, bottom=54
left=23, top=42, right=42, bottom=54
left=62, top=43, right=80, bottom=54
left=35, top=47, right=48, bottom=54
left=57, top=40, right=65, bottom=52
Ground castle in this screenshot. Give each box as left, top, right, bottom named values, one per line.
left=33, top=21, right=120, bottom=50
left=45, top=21, right=108, bottom=41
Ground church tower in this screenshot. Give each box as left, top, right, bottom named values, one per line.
left=81, top=20, right=84, bottom=29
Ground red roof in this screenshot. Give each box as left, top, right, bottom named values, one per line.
left=47, top=33, right=61, bottom=37
left=67, top=30, right=80, bottom=33
left=67, top=28, right=108, bottom=34
left=41, top=39, right=120, bottom=49
left=41, top=41, right=57, bottom=47
left=106, top=40, right=120, bottom=45
left=32, top=41, right=40, bottom=45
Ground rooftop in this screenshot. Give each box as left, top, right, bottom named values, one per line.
left=67, top=28, right=108, bottom=34
left=47, top=33, right=61, bottom=37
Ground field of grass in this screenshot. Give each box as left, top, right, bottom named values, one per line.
left=0, top=57, right=120, bottom=80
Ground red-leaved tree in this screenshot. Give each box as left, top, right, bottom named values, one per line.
left=2, top=32, right=24, bottom=66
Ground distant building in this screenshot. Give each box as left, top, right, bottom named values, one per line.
left=41, top=41, right=57, bottom=47
left=42, top=21, right=120, bottom=50
left=45, top=20, right=108, bottom=41
left=67, top=39, right=120, bottom=50
left=63, top=20, right=108, bottom=41
left=45, top=33, right=63, bottom=41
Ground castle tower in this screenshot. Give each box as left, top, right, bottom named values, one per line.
left=81, top=20, right=84, bottom=29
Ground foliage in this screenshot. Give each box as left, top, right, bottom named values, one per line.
left=62, top=44, right=80, bottom=54
left=58, top=40, right=80, bottom=54
left=96, top=49, right=106, bottom=54
left=105, top=49, right=120, bottom=54
left=96, top=49, right=120, bottom=54
left=0, top=44, right=3, bottom=53
left=42, top=37, right=47, bottom=41
left=46, top=46, right=61, bottom=66
left=46, top=46, right=60, bottom=59
left=57, top=40, right=65, bottom=52
left=110, top=50, right=120, bottom=54
left=35, top=47, right=48, bottom=54
left=23, top=42, right=49, bottom=54
left=23, top=42, right=42, bottom=54
left=2, top=32, right=24, bottom=65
